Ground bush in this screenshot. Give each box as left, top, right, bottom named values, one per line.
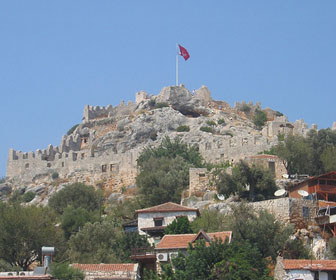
left=148, top=99, right=156, bottom=108
left=217, top=119, right=226, bottom=125
left=0, top=177, right=5, bottom=184
left=176, top=125, right=190, bottom=132
left=253, top=109, right=267, bottom=129
left=200, top=126, right=214, bottom=133
left=50, top=263, right=84, bottom=280
left=275, top=111, right=284, bottom=117
left=52, top=172, right=59, bottom=180
left=206, top=120, right=216, bottom=127
left=155, top=102, right=169, bottom=109
left=66, top=124, right=79, bottom=136
left=22, top=191, right=35, bottom=203
left=239, top=104, right=251, bottom=113
left=223, top=131, right=233, bottom=137
left=277, top=133, right=285, bottom=141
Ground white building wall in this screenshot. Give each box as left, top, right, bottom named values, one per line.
left=137, top=211, right=197, bottom=235
left=319, top=271, right=328, bottom=280
left=287, top=270, right=314, bottom=280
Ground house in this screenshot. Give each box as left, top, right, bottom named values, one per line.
left=288, top=171, right=336, bottom=236
left=274, top=257, right=336, bottom=280
left=155, top=230, right=232, bottom=271
left=0, top=276, right=51, bottom=280
left=289, top=171, right=336, bottom=201
left=135, top=202, right=199, bottom=244
left=72, top=263, right=139, bottom=280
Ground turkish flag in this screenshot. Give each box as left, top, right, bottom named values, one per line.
left=179, top=44, right=190, bottom=61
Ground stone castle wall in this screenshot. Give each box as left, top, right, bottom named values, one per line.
left=7, top=146, right=140, bottom=191
left=6, top=85, right=335, bottom=193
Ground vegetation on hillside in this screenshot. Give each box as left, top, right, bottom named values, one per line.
left=215, top=160, right=277, bottom=201
left=269, top=128, right=336, bottom=175
left=136, top=136, right=204, bottom=207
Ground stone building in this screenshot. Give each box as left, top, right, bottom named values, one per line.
left=244, top=154, right=287, bottom=179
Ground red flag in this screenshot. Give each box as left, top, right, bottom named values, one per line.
left=178, top=44, right=190, bottom=61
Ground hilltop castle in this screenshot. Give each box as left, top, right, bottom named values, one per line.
left=6, top=85, right=325, bottom=192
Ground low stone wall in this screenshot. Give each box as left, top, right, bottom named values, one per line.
left=251, top=197, right=318, bottom=226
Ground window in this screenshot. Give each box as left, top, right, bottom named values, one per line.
left=25, top=163, right=29, bottom=169
left=62, top=162, right=64, bottom=167
left=303, top=206, right=310, bottom=219
left=154, top=217, right=163, bottom=227
left=47, top=163, right=51, bottom=168
left=102, top=165, right=107, bottom=173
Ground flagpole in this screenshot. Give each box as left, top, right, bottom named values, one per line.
left=176, top=43, right=178, bottom=86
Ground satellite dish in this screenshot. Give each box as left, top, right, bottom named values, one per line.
left=217, top=194, right=225, bottom=201
left=298, top=190, right=309, bottom=197
left=274, top=189, right=287, bottom=197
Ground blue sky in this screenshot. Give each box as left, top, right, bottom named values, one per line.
left=1, top=1, right=335, bottom=177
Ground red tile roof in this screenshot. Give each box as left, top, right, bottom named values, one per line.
left=282, top=259, right=336, bottom=271
left=155, top=231, right=232, bottom=249
left=72, top=263, right=136, bottom=272
left=136, top=202, right=199, bottom=214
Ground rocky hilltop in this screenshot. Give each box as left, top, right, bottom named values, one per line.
left=3, top=85, right=319, bottom=203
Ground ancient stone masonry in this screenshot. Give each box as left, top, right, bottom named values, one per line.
left=6, top=85, right=335, bottom=194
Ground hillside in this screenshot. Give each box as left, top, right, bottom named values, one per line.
left=2, top=85, right=315, bottom=203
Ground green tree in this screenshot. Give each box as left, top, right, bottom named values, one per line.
left=49, top=183, right=103, bottom=215
left=307, top=129, right=336, bottom=175
left=216, top=161, right=277, bottom=201
left=152, top=239, right=271, bottom=280
left=0, top=203, right=64, bottom=270
left=164, top=216, right=193, bottom=235
left=321, top=146, right=336, bottom=173
left=228, top=203, right=293, bottom=261
left=327, top=237, right=336, bottom=259
left=50, top=262, right=84, bottom=280
left=253, top=109, right=267, bottom=129
left=210, top=241, right=271, bottom=280
left=273, top=134, right=314, bottom=175
left=282, top=239, right=312, bottom=259
left=68, top=220, right=149, bottom=263
left=61, top=206, right=99, bottom=239
left=191, top=210, right=228, bottom=233
left=136, top=156, right=190, bottom=207
left=137, top=136, right=204, bottom=169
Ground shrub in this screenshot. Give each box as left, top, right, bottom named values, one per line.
left=149, top=130, right=157, bottom=141
left=217, top=119, right=226, bottom=125
left=206, top=120, right=216, bottom=127
left=52, top=172, right=59, bottom=180
left=22, top=191, right=35, bottom=203
left=155, top=102, right=169, bottom=109
left=275, top=111, right=284, bottom=117
left=66, top=124, right=79, bottom=136
left=223, top=131, right=233, bottom=137
left=176, top=125, right=190, bottom=132
left=200, top=126, right=214, bottom=133
left=277, top=133, right=285, bottom=141
left=239, top=104, right=251, bottom=113
left=253, top=109, right=267, bottom=129
left=148, top=99, right=156, bottom=108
